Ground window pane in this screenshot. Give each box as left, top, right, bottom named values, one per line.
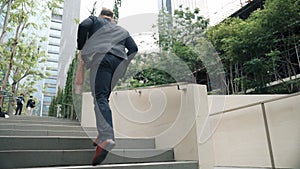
left=45, top=79, right=57, bottom=85
left=48, top=45, right=60, bottom=52
left=44, top=96, right=52, bottom=102
left=50, top=29, right=61, bottom=37
left=46, top=87, right=56, bottom=93
left=50, top=21, right=62, bottom=30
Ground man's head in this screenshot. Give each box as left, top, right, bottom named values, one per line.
left=99, top=8, right=114, bottom=22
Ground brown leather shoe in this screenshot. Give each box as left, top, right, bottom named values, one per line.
left=92, top=139, right=116, bottom=166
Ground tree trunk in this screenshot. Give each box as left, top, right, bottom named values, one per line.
left=0, top=0, right=8, bottom=16
left=8, top=81, right=18, bottom=115
left=295, top=42, right=300, bottom=70
left=240, top=63, right=245, bottom=93
left=234, top=63, right=239, bottom=93
left=0, top=15, right=23, bottom=106
left=0, top=45, right=15, bottom=107
left=0, top=0, right=12, bottom=45
left=229, top=61, right=235, bottom=94
left=0, top=0, right=12, bottom=106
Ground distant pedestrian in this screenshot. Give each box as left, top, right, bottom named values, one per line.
left=15, top=93, right=25, bottom=115
left=0, top=107, right=9, bottom=118
left=26, top=96, right=35, bottom=116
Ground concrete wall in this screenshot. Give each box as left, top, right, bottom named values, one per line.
left=110, top=86, right=181, bottom=138
left=81, top=84, right=214, bottom=169
left=81, top=84, right=300, bottom=169
left=208, top=95, right=300, bottom=169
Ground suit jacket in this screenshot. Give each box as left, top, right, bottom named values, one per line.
left=78, top=16, right=133, bottom=68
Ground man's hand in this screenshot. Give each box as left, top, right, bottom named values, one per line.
left=78, top=51, right=84, bottom=65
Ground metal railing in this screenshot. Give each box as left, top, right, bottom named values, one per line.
left=209, top=92, right=300, bottom=169
left=0, top=90, right=14, bottom=114
left=55, top=103, right=75, bottom=120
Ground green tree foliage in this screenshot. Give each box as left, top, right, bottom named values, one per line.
left=0, top=0, right=63, bottom=110
left=48, top=53, right=80, bottom=120
left=88, top=0, right=121, bottom=22
left=120, top=6, right=213, bottom=89
left=48, top=87, right=63, bottom=117
left=120, top=51, right=190, bottom=89
left=48, top=55, right=76, bottom=119
left=207, top=0, right=300, bottom=94
left=62, top=55, right=77, bottom=119
left=48, top=94, right=57, bottom=117
left=113, top=0, right=122, bottom=23
left=158, top=6, right=208, bottom=67
left=88, top=1, right=97, bottom=16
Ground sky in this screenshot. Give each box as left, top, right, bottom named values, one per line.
left=79, top=0, right=158, bottom=21
left=79, top=0, right=250, bottom=24
left=79, top=0, right=161, bottom=52
left=79, top=0, right=250, bottom=50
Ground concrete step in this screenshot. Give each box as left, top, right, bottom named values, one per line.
left=0, top=116, right=186, bottom=169
left=0, top=129, right=98, bottom=137
left=0, top=149, right=174, bottom=169
left=0, top=123, right=85, bottom=131
left=0, top=116, right=98, bottom=136
left=2, top=115, right=78, bottom=122
left=0, top=118, right=80, bottom=126
left=24, top=161, right=199, bottom=169
left=0, top=136, right=156, bottom=150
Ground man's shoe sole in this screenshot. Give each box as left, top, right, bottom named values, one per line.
left=92, top=139, right=116, bottom=166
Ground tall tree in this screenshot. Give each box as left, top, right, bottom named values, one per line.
left=62, top=55, right=77, bottom=119
left=0, top=0, right=13, bottom=45
left=207, top=0, right=300, bottom=94
left=0, top=0, right=63, bottom=109
left=113, top=0, right=122, bottom=23
left=48, top=87, right=63, bottom=117
left=121, top=6, right=224, bottom=90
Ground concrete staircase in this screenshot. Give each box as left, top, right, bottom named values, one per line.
left=0, top=116, right=198, bottom=169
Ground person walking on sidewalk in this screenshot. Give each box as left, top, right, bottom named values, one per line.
left=26, top=96, right=35, bottom=116
left=15, top=93, right=25, bottom=115
left=77, top=8, right=138, bottom=165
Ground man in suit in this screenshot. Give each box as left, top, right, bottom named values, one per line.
left=26, top=96, right=35, bottom=116
left=15, top=93, right=25, bottom=115
left=77, top=8, right=138, bottom=165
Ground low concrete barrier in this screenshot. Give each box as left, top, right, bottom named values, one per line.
left=81, top=84, right=300, bottom=169
left=208, top=94, right=300, bottom=169
left=81, top=84, right=214, bottom=169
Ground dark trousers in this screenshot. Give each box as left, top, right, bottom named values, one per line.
left=15, top=104, right=23, bottom=115
left=90, top=54, right=125, bottom=142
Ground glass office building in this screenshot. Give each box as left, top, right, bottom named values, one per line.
left=40, top=11, right=63, bottom=116
left=34, top=0, right=80, bottom=116
left=158, top=0, right=252, bottom=25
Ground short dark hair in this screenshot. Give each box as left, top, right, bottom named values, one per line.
left=100, top=8, right=113, bottom=18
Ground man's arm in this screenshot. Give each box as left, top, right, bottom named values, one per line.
left=125, top=36, right=138, bottom=61
left=77, top=16, right=94, bottom=50
left=77, top=50, right=84, bottom=65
